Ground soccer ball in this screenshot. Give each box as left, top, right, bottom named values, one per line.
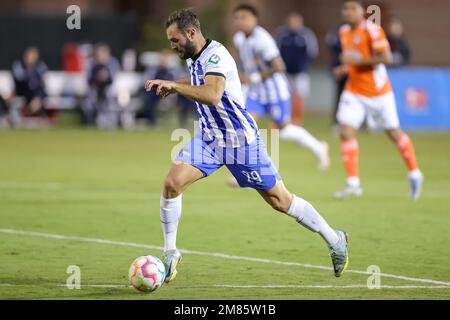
left=128, top=255, right=166, bottom=292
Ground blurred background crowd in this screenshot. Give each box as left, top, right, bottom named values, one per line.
left=0, top=0, right=448, bottom=131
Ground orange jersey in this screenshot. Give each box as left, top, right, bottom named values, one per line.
left=339, top=20, right=392, bottom=97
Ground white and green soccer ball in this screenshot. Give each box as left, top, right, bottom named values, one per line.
left=128, top=255, right=166, bottom=292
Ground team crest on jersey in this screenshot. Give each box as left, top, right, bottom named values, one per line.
left=353, top=36, right=361, bottom=44
left=208, top=54, right=221, bottom=65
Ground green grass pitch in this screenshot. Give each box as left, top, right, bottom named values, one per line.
left=1, top=115, right=449, bottom=299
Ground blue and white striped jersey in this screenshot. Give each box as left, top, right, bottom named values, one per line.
left=186, top=39, right=259, bottom=148
left=234, top=26, right=291, bottom=104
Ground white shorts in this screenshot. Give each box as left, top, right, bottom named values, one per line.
left=337, top=90, right=400, bottom=130
left=287, top=73, right=310, bottom=98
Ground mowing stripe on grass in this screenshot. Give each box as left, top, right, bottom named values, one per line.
left=1, top=283, right=449, bottom=290
left=1, top=228, right=450, bottom=287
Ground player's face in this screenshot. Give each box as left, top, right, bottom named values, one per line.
left=166, top=24, right=196, bottom=60
left=233, top=10, right=257, bottom=34
left=342, top=2, right=365, bottom=25
left=94, top=47, right=110, bottom=64
left=24, top=48, right=39, bottom=66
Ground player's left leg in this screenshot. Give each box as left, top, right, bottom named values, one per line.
left=245, top=97, right=265, bottom=124
left=335, top=91, right=366, bottom=199
left=386, top=128, right=423, bottom=200
left=257, top=181, right=349, bottom=277
left=288, top=73, right=308, bottom=126
left=291, top=94, right=305, bottom=125
left=274, top=100, right=330, bottom=171
left=226, top=97, right=265, bottom=188
left=227, top=136, right=348, bottom=277
left=370, top=91, right=423, bottom=200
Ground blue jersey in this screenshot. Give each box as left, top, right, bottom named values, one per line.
left=186, top=39, right=259, bottom=148
left=276, top=26, right=318, bottom=74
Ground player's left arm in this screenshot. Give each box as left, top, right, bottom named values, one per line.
left=341, top=48, right=393, bottom=67
left=246, top=33, right=286, bottom=83
left=145, top=75, right=225, bottom=106
left=341, top=25, right=394, bottom=67
left=260, top=56, right=287, bottom=80
left=245, top=56, right=286, bottom=84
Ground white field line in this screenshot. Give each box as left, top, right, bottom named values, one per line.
left=213, top=284, right=450, bottom=289
left=0, top=283, right=449, bottom=290
left=1, top=228, right=450, bottom=287
left=0, top=181, right=63, bottom=190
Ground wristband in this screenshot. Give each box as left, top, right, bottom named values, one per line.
left=249, top=72, right=262, bottom=84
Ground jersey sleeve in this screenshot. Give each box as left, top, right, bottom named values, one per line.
left=305, top=28, right=319, bottom=59
left=204, top=48, right=228, bottom=79
left=338, top=24, right=350, bottom=51
left=233, top=32, right=243, bottom=48
left=257, top=31, right=280, bottom=62
left=368, top=23, right=390, bottom=53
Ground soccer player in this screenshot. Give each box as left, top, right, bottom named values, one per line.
left=276, top=12, right=319, bottom=126
left=145, top=9, right=349, bottom=283
left=232, top=5, right=330, bottom=171
left=334, top=0, right=423, bottom=200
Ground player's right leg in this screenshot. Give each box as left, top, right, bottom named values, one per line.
left=335, top=91, right=364, bottom=199
left=160, top=162, right=204, bottom=283
left=160, top=132, right=222, bottom=283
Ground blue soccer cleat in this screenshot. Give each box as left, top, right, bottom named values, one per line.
left=328, top=230, right=349, bottom=277
left=162, top=249, right=182, bottom=283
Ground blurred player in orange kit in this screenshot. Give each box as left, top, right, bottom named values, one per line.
left=334, top=0, right=423, bottom=200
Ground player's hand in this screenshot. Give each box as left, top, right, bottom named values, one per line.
left=145, top=79, right=176, bottom=98
left=333, top=65, right=348, bottom=79
left=29, top=97, right=42, bottom=113
left=239, top=74, right=251, bottom=85
left=340, top=51, right=364, bottom=66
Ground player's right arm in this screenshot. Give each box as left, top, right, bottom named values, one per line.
left=149, top=76, right=190, bottom=97
left=145, top=75, right=225, bottom=106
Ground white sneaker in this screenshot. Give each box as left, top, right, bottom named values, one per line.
left=162, top=249, right=182, bottom=283
left=317, top=141, right=330, bottom=171
left=409, top=171, right=424, bottom=201
left=334, top=185, right=363, bottom=200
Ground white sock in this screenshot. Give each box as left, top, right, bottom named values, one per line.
left=409, top=169, right=422, bottom=179
left=347, top=176, right=361, bottom=188
left=287, top=195, right=339, bottom=246
left=160, top=194, right=182, bottom=251
left=280, top=124, right=323, bottom=158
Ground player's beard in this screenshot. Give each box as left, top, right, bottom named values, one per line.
left=178, top=37, right=196, bottom=60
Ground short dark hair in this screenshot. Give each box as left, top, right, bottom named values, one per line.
left=233, top=4, right=259, bottom=17
left=343, top=0, right=364, bottom=6
left=165, top=8, right=201, bottom=32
